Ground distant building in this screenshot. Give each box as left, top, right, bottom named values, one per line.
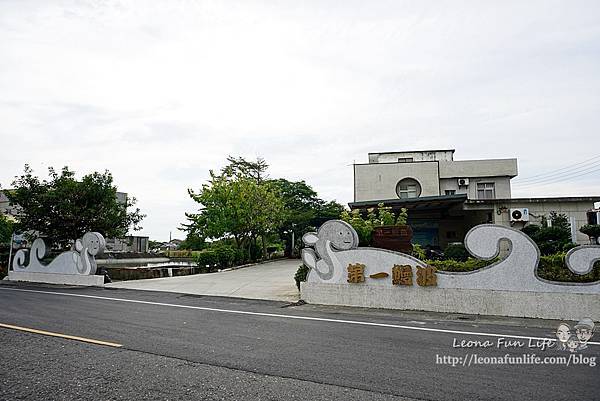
left=351, top=150, right=599, bottom=247
left=0, top=191, right=19, bottom=218
left=105, top=235, right=149, bottom=253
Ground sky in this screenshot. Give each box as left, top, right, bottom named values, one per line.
left=1, top=0, right=599, bottom=241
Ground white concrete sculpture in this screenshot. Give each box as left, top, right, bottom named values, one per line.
left=12, top=232, right=105, bottom=276
left=447, top=224, right=600, bottom=293
left=302, top=222, right=600, bottom=294
left=566, top=245, right=600, bottom=275
left=301, top=221, right=600, bottom=319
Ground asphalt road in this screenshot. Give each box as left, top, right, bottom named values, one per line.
left=0, top=283, right=598, bottom=401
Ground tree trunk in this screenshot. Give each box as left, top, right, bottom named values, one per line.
left=261, top=234, right=267, bottom=260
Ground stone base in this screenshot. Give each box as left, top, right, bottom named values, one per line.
left=300, top=282, right=600, bottom=321
left=8, top=271, right=104, bottom=287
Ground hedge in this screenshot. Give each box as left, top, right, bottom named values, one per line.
left=195, top=245, right=249, bottom=272
left=428, top=253, right=600, bottom=283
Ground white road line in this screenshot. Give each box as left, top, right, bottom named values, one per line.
left=1, top=287, right=598, bottom=346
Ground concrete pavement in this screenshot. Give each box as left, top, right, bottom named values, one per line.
left=105, top=258, right=301, bottom=302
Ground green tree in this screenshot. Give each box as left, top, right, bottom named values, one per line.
left=268, top=178, right=345, bottom=256
left=185, top=162, right=285, bottom=260
left=7, top=165, right=145, bottom=249
left=221, top=156, right=269, bottom=184
left=0, top=214, right=14, bottom=245
left=178, top=233, right=207, bottom=250
left=313, top=200, right=346, bottom=227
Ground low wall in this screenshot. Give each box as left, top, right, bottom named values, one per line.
left=106, top=266, right=201, bottom=281
left=301, top=283, right=600, bottom=321
left=97, top=257, right=171, bottom=266
left=8, top=271, right=104, bottom=287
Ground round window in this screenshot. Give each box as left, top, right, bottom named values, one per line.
left=396, top=178, right=421, bottom=199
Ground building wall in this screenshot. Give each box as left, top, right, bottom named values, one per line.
left=0, top=191, right=19, bottom=217
left=105, top=236, right=149, bottom=253
left=439, top=176, right=512, bottom=199
left=354, top=162, right=440, bottom=202
left=369, top=150, right=454, bottom=163
left=491, top=200, right=593, bottom=244
left=354, top=159, right=516, bottom=202
left=438, top=159, right=517, bottom=178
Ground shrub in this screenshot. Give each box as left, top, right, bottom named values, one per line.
left=294, top=264, right=309, bottom=290
left=580, top=224, right=600, bottom=244
left=196, top=249, right=219, bottom=272
left=340, top=209, right=373, bottom=246
left=234, top=248, right=249, bottom=265
left=521, top=224, right=540, bottom=238
left=426, top=258, right=495, bottom=272
left=537, top=253, right=600, bottom=283
left=443, top=244, right=469, bottom=262
left=213, top=245, right=236, bottom=268
left=521, top=211, right=574, bottom=256
left=340, top=205, right=410, bottom=246
left=428, top=253, right=600, bottom=283
left=411, top=243, right=426, bottom=260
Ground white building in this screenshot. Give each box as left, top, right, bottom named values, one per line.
left=351, top=150, right=599, bottom=248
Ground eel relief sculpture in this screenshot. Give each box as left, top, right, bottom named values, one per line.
left=12, top=232, right=105, bottom=275
left=301, top=220, right=359, bottom=283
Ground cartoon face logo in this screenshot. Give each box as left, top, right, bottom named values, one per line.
left=566, top=335, right=580, bottom=353
left=575, top=318, right=595, bottom=345
left=77, top=232, right=106, bottom=256
left=556, top=323, right=571, bottom=343
left=555, top=319, right=595, bottom=352
left=317, top=220, right=359, bottom=251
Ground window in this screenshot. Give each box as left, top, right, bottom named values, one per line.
left=477, top=182, right=495, bottom=199
left=396, top=178, right=421, bottom=199
left=445, top=190, right=456, bottom=195
left=398, top=157, right=413, bottom=163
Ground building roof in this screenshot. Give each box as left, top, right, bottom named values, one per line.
left=466, top=196, right=600, bottom=204
left=350, top=195, right=600, bottom=211
left=367, top=149, right=455, bottom=155
left=349, top=194, right=468, bottom=210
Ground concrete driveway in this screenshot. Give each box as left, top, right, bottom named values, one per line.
left=105, top=258, right=301, bottom=302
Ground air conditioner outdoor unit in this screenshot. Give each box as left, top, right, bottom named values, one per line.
left=457, top=178, right=469, bottom=186
left=510, top=208, right=529, bottom=222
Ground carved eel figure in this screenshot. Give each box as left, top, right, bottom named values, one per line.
left=301, top=220, right=359, bottom=282
left=12, top=232, right=105, bottom=275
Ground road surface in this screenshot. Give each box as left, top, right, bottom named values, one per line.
left=0, top=283, right=598, bottom=400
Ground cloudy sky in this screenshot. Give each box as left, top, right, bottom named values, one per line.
left=1, top=1, right=599, bottom=240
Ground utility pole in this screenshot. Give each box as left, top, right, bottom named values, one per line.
left=291, top=230, right=295, bottom=258
left=7, top=232, right=14, bottom=271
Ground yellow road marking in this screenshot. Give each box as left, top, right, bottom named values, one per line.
left=0, top=322, right=122, bottom=348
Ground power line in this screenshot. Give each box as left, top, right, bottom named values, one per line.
left=513, top=155, right=600, bottom=184
left=513, top=160, right=600, bottom=186
left=513, top=165, right=600, bottom=188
